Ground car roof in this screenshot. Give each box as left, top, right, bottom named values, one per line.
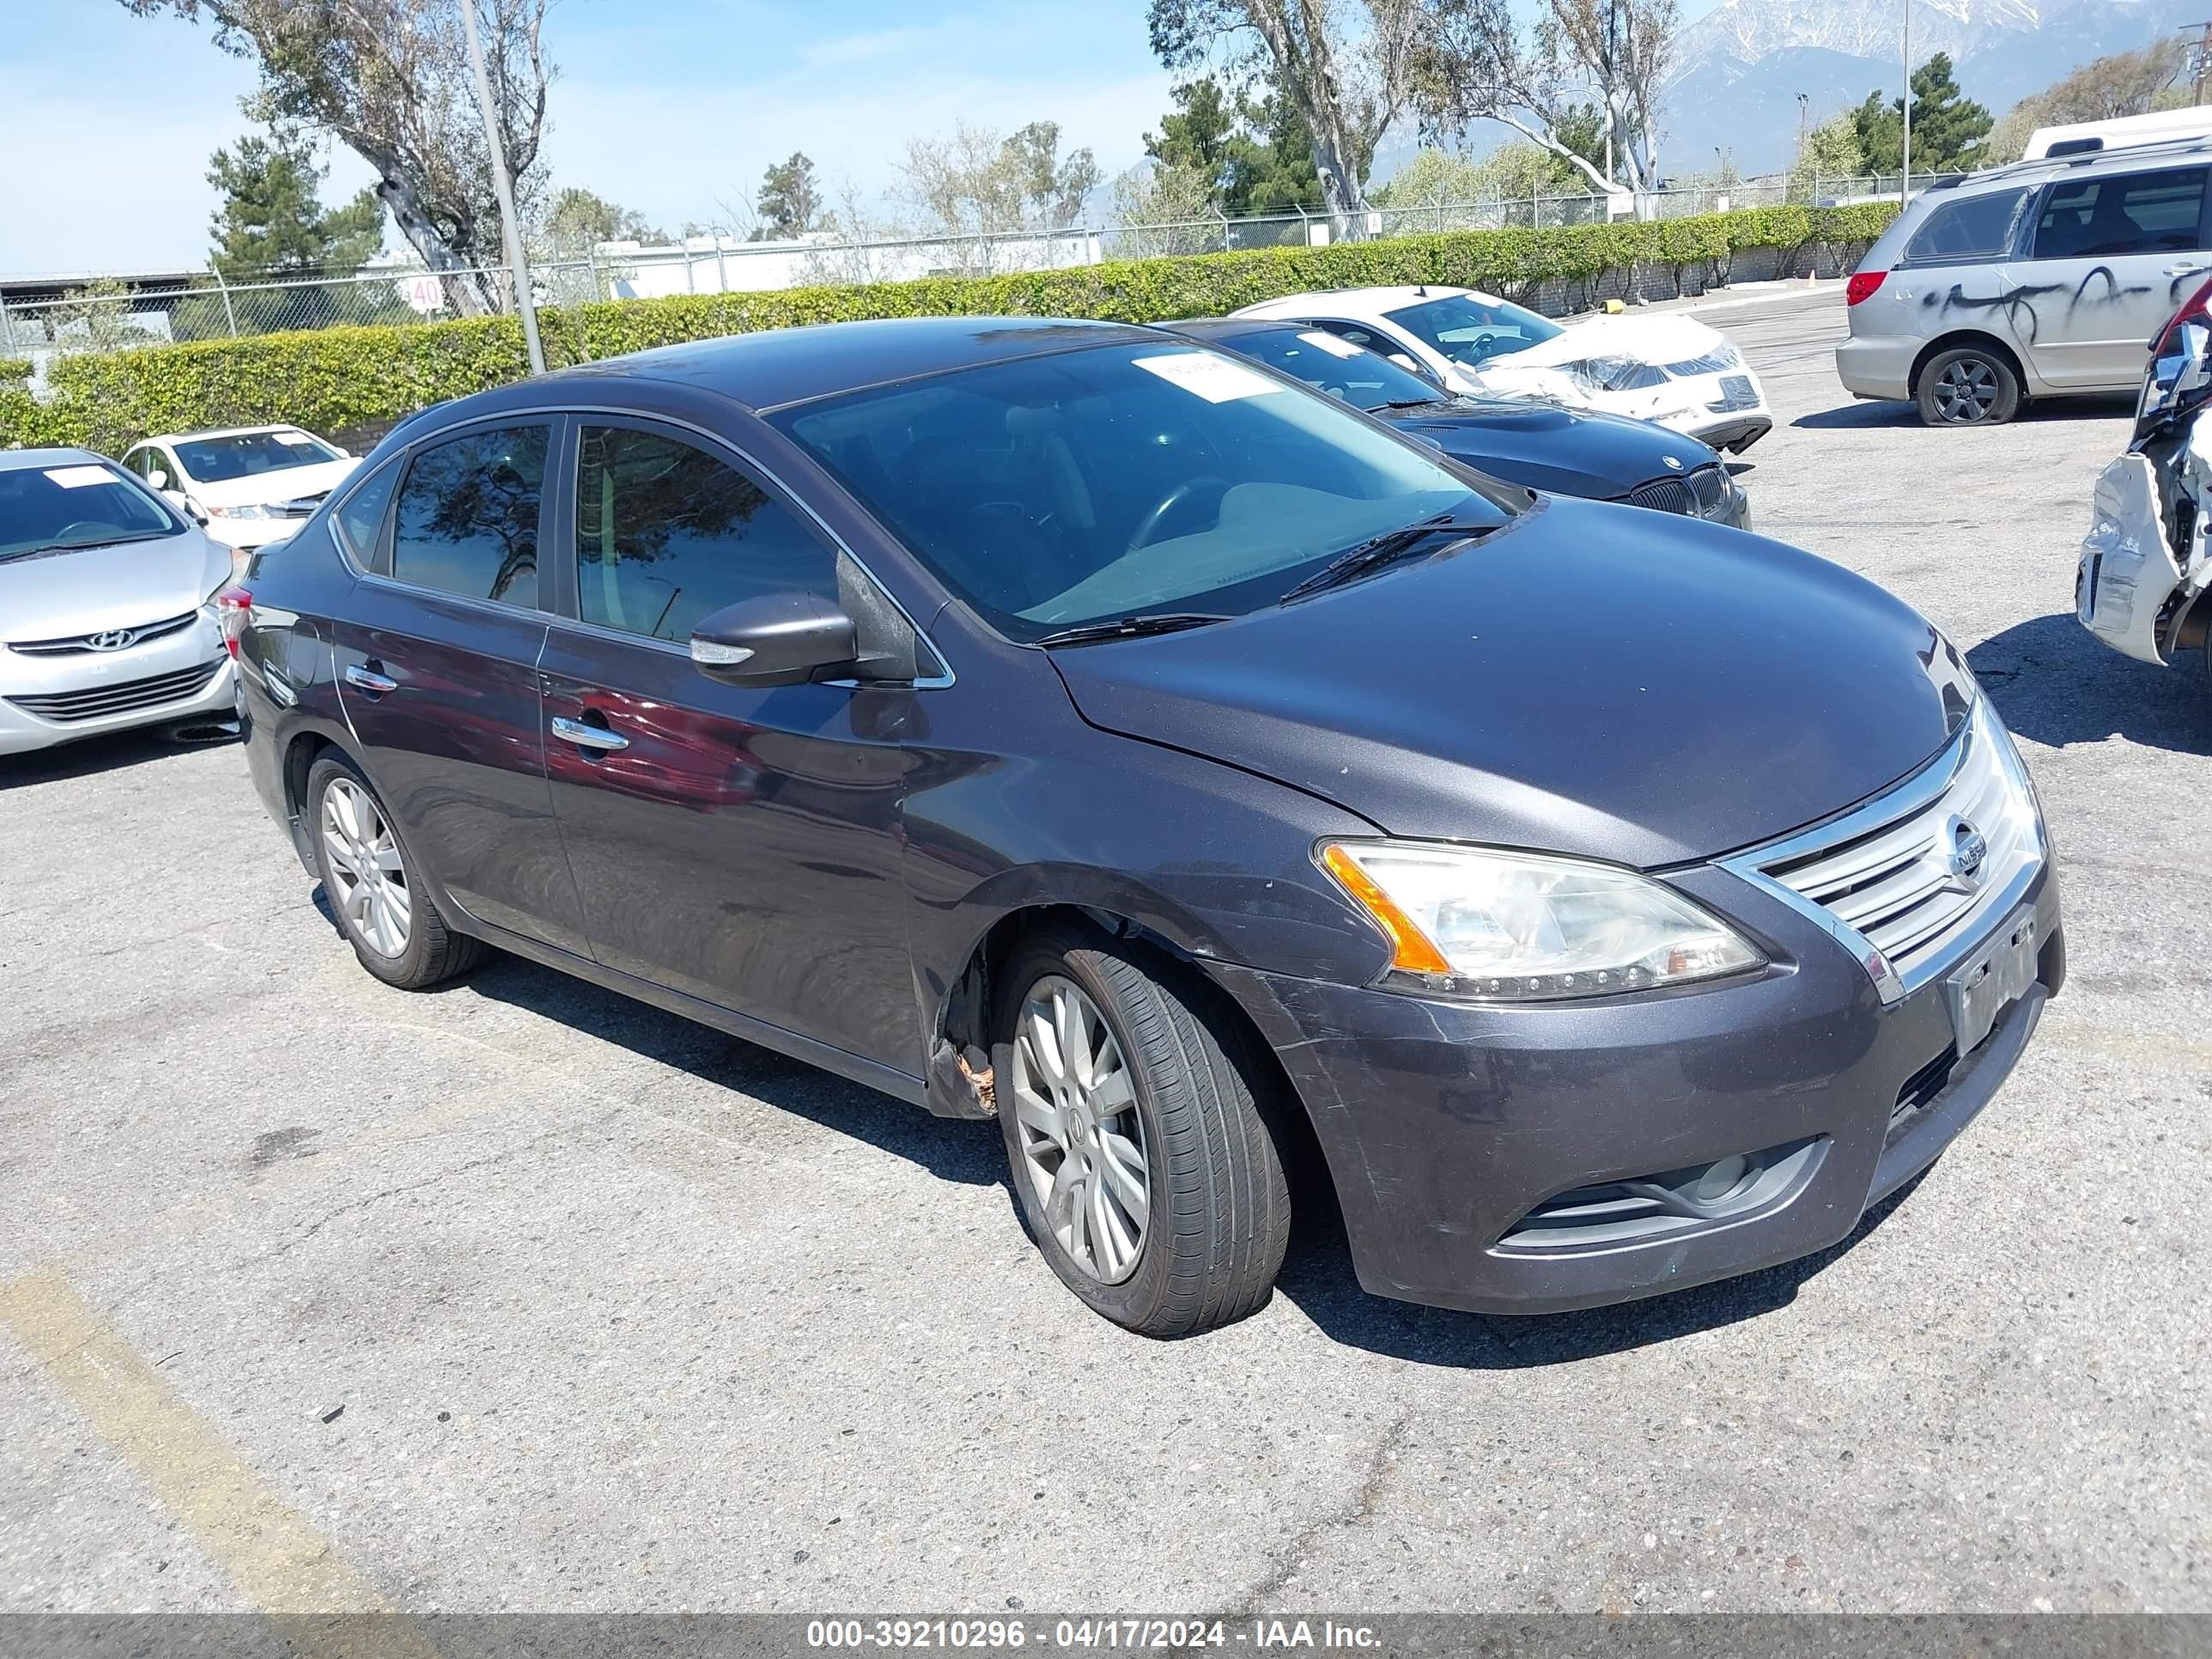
left=1234, top=286, right=1488, bottom=321
left=535, top=314, right=1162, bottom=413
left=1925, top=135, right=2212, bottom=198
left=132, top=423, right=313, bottom=449
left=0, top=447, right=108, bottom=473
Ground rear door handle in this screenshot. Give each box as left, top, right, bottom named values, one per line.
left=551, top=715, right=628, bottom=751
left=343, top=663, right=398, bottom=693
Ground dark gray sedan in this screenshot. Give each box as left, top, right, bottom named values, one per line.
left=233, top=316, right=2060, bottom=1335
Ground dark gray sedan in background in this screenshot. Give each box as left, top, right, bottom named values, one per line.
left=230, top=315, right=2060, bottom=1336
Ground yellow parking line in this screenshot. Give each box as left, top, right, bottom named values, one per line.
left=0, top=1266, right=440, bottom=1659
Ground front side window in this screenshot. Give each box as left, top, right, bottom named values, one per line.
left=2032, top=167, right=2209, bottom=260
left=390, top=425, right=547, bottom=609
left=1218, top=326, right=1441, bottom=411
left=172, top=428, right=343, bottom=483
left=1383, top=294, right=1565, bottom=369
left=769, top=343, right=1506, bottom=641
left=0, top=460, right=185, bottom=562
left=574, top=426, right=836, bottom=643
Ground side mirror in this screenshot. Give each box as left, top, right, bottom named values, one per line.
left=689, top=591, right=858, bottom=687
left=147, top=467, right=169, bottom=489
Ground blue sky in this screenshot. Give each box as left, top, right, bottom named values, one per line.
left=0, top=0, right=1722, bottom=277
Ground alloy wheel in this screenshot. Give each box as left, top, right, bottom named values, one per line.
left=1008, top=975, right=1150, bottom=1283
left=321, top=777, right=411, bottom=957
left=1933, top=358, right=1998, bottom=422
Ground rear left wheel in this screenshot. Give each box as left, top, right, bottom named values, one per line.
left=1917, top=347, right=2021, bottom=426
left=307, top=753, right=484, bottom=990
left=994, top=927, right=1291, bottom=1338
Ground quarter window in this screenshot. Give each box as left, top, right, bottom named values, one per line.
left=1904, top=190, right=2031, bottom=264
left=2032, top=167, right=2209, bottom=260
left=335, top=460, right=402, bottom=567
left=574, top=425, right=836, bottom=643
left=389, top=425, right=548, bottom=609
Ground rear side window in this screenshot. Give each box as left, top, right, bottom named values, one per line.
left=1903, top=190, right=2030, bottom=265
left=574, top=425, right=836, bottom=643
left=333, top=460, right=401, bottom=567
left=390, top=424, right=548, bottom=609
left=2032, top=167, right=2209, bottom=259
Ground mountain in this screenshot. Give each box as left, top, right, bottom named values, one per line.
left=1662, top=0, right=2198, bottom=177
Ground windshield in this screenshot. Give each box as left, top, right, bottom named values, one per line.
left=0, top=461, right=185, bottom=562
left=1210, top=326, right=1445, bottom=412
left=173, top=428, right=340, bottom=483
left=769, top=342, right=1509, bottom=641
left=1385, top=294, right=1564, bottom=370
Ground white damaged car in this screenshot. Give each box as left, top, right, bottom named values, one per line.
left=1231, top=285, right=1774, bottom=453
left=2078, top=280, right=2212, bottom=671
left=120, top=424, right=360, bottom=553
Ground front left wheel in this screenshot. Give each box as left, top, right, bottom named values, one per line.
left=307, top=752, right=484, bottom=990
left=994, top=927, right=1291, bottom=1338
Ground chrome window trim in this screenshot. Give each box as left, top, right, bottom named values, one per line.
left=342, top=403, right=955, bottom=690
left=1718, top=702, right=2048, bottom=1006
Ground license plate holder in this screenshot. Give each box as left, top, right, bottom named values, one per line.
left=1944, top=904, right=2040, bottom=1058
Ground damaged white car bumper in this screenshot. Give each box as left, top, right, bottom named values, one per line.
left=2077, top=427, right=2212, bottom=665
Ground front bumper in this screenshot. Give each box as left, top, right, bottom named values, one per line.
left=0, top=616, right=237, bottom=756
left=1216, top=862, right=2061, bottom=1316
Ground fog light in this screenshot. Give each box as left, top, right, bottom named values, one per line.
left=1692, top=1154, right=1751, bottom=1203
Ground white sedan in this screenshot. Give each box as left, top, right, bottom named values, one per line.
left=1232, top=286, right=1773, bottom=453
left=120, top=424, right=361, bottom=551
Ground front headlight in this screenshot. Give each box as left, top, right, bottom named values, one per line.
left=1319, top=841, right=1765, bottom=1001
left=212, top=502, right=273, bottom=521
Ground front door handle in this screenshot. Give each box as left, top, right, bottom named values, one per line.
left=343, top=663, right=398, bottom=693
left=551, top=714, right=628, bottom=751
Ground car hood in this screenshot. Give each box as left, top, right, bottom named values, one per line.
left=1048, top=497, right=1973, bottom=869
left=0, top=529, right=231, bottom=640
left=188, top=457, right=358, bottom=510
left=1460, top=313, right=1741, bottom=410
left=1387, top=398, right=1718, bottom=499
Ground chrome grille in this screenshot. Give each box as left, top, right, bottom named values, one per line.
left=1723, top=700, right=2045, bottom=1000
left=1666, top=347, right=1737, bottom=375
left=1707, top=374, right=1760, bottom=412
left=5, top=659, right=223, bottom=723
left=8, top=611, right=199, bottom=656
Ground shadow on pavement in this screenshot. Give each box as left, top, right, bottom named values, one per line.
left=458, top=948, right=1008, bottom=1191
left=1969, top=612, right=2211, bottom=754
left=0, top=722, right=237, bottom=790
left=1794, top=393, right=2133, bottom=431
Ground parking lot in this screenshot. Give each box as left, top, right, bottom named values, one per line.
left=3, top=285, right=2207, bottom=1616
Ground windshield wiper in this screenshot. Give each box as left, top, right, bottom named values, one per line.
left=1031, top=612, right=1231, bottom=648
left=1278, top=517, right=1498, bottom=603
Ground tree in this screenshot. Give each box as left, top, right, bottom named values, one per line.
left=541, top=186, right=661, bottom=251
left=1788, top=111, right=1864, bottom=197
left=1144, top=75, right=1323, bottom=216
left=895, top=120, right=1101, bottom=273
left=1986, top=43, right=2187, bottom=164
left=1853, top=52, right=1992, bottom=175
left=1109, top=161, right=1225, bottom=252
left=121, top=0, right=555, bottom=316
left=754, top=152, right=823, bottom=240
left=1146, top=0, right=1424, bottom=220
left=1537, top=0, right=1678, bottom=194
left=206, top=131, right=385, bottom=274
left=1375, top=141, right=1583, bottom=209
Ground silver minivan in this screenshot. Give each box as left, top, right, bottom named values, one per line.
left=1838, top=137, right=2212, bottom=425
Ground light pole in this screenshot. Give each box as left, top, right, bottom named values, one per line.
left=1900, top=0, right=1913, bottom=203
left=460, top=0, right=545, bottom=376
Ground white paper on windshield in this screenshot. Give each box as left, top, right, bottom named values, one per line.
left=274, top=431, right=317, bottom=446
left=1298, top=331, right=1365, bottom=359
left=44, top=465, right=112, bottom=489
left=1132, top=353, right=1282, bottom=403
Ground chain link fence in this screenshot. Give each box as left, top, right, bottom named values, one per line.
left=1, top=177, right=1898, bottom=372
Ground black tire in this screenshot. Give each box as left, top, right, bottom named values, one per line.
left=305, top=752, right=485, bottom=990
left=1917, top=346, right=2022, bottom=427
left=993, top=927, right=1291, bottom=1338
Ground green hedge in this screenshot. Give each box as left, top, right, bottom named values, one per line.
left=8, top=202, right=1895, bottom=455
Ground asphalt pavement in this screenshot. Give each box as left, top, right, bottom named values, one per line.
left=1, top=289, right=2205, bottom=1618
